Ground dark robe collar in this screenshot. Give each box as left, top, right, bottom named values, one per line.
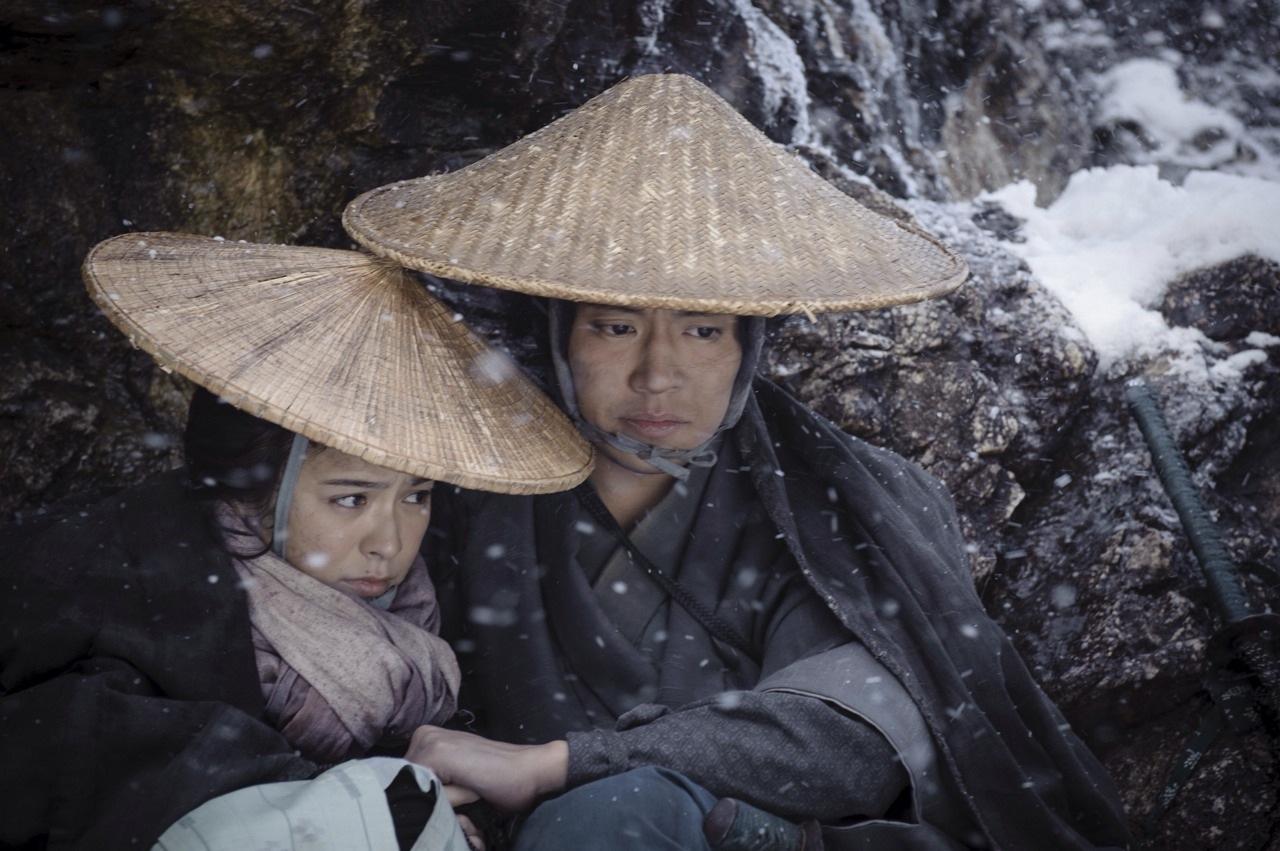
left=578, top=446, right=715, bottom=646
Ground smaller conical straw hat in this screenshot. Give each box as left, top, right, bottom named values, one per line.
left=343, top=74, right=967, bottom=316
left=83, top=233, right=593, bottom=494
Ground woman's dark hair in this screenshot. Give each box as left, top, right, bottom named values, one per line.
left=184, top=387, right=296, bottom=553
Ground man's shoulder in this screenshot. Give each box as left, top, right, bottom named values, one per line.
left=426, top=484, right=541, bottom=562
left=434, top=483, right=542, bottom=520
left=753, top=379, right=940, bottom=483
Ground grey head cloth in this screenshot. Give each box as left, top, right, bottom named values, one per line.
left=269, top=432, right=399, bottom=609
left=547, top=300, right=767, bottom=481
left=270, top=432, right=311, bottom=559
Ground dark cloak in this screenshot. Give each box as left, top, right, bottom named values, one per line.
left=434, top=378, right=1129, bottom=850
left=742, top=379, right=1128, bottom=849
left=0, top=473, right=319, bottom=850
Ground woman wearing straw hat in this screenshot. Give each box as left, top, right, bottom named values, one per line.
left=345, top=75, right=1130, bottom=850
left=0, top=234, right=592, bottom=850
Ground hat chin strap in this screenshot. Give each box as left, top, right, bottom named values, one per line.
left=576, top=417, right=716, bottom=480
left=549, top=302, right=765, bottom=482
left=270, top=433, right=310, bottom=558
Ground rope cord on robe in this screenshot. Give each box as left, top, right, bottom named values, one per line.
left=1125, top=379, right=1280, bottom=834
left=575, top=485, right=758, bottom=662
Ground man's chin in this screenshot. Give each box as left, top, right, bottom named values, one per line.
left=592, top=442, right=678, bottom=476
left=609, top=419, right=710, bottom=450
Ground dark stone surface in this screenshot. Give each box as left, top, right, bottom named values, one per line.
left=2, top=1, right=1279, bottom=847
left=766, top=215, right=1280, bottom=847
left=1161, top=254, right=1280, bottom=342
left=764, top=208, right=1098, bottom=584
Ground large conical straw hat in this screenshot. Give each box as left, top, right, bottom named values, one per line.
left=343, top=74, right=967, bottom=317
left=83, top=233, right=593, bottom=494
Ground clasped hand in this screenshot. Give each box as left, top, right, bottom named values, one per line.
left=405, top=726, right=570, bottom=815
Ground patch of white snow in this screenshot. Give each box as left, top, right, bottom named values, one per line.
left=983, top=165, right=1280, bottom=367
left=1096, top=58, right=1245, bottom=170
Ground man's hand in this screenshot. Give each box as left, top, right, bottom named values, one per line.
left=406, top=726, right=568, bottom=813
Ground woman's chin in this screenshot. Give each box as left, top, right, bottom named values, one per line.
left=340, top=578, right=392, bottom=598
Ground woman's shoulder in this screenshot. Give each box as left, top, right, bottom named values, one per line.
left=0, top=470, right=241, bottom=690
left=1, top=469, right=222, bottom=586
left=6, top=467, right=187, bottom=534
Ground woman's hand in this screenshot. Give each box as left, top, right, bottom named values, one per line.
left=455, top=813, right=484, bottom=851
left=443, top=786, right=485, bottom=850
left=406, top=726, right=568, bottom=813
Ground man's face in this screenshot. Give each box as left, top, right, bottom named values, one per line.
left=568, top=304, right=742, bottom=468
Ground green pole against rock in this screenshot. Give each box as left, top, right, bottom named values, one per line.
left=1125, top=379, right=1279, bottom=832
left=1125, top=378, right=1278, bottom=695
left=1125, top=379, right=1252, bottom=623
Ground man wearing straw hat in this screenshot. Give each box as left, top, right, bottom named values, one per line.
left=0, top=234, right=593, bottom=850
left=346, top=75, right=1129, bottom=850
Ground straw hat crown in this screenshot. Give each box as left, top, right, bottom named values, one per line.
left=344, top=73, right=967, bottom=316
left=84, top=233, right=592, bottom=494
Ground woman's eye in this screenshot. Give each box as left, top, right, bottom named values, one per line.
left=332, top=494, right=366, bottom=508
left=595, top=322, right=634, bottom=336
left=405, top=490, right=433, bottom=506
left=689, top=326, right=722, bottom=340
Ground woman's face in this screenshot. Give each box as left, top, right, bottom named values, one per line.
left=280, top=447, right=433, bottom=599
left=568, top=304, right=741, bottom=470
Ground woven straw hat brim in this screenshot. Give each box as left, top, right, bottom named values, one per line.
left=343, top=74, right=967, bottom=317
left=83, top=233, right=593, bottom=495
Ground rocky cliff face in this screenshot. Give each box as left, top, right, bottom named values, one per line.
left=3, top=1, right=1278, bottom=847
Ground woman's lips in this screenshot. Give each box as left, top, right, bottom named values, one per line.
left=620, top=416, right=688, bottom=439
left=343, top=578, right=391, bottom=598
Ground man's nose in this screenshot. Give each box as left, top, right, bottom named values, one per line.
left=629, top=333, right=681, bottom=394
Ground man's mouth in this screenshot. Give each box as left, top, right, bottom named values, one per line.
left=620, top=415, right=689, bottom=439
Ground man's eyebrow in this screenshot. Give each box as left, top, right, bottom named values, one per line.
left=582, top=303, right=642, bottom=315
left=583, top=305, right=725, bottom=319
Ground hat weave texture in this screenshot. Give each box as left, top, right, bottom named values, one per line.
left=344, top=73, right=967, bottom=316
left=83, top=233, right=593, bottom=494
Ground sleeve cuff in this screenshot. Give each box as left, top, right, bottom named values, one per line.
left=565, top=728, right=631, bottom=786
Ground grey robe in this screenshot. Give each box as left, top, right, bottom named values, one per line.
left=432, top=445, right=973, bottom=845
left=429, top=379, right=1128, bottom=850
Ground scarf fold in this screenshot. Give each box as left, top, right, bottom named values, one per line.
left=220, top=507, right=460, bottom=762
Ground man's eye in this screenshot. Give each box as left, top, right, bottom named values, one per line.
left=595, top=322, right=634, bottom=336
left=690, top=326, right=722, bottom=340
left=333, top=494, right=366, bottom=508
left=405, top=490, right=433, bottom=506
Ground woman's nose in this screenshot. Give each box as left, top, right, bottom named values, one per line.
left=361, top=509, right=403, bottom=563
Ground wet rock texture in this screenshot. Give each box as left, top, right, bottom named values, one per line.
left=2, top=0, right=1278, bottom=847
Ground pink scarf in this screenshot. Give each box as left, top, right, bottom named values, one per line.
left=220, top=507, right=460, bottom=762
